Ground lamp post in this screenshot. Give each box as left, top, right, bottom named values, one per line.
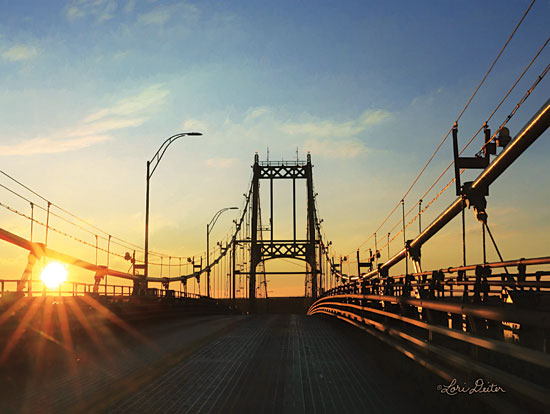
left=142, top=132, right=202, bottom=294
left=207, top=206, right=238, bottom=297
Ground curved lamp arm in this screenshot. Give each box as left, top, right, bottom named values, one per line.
left=148, top=132, right=202, bottom=179
left=208, top=206, right=239, bottom=233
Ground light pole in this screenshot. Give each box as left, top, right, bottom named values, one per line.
left=142, top=132, right=202, bottom=295
left=207, top=206, right=238, bottom=297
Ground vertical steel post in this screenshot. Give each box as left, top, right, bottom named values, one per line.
left=320, top=244, right=324, bottom=293
left=145, top=160, right=150, bottom=277
left=306, top=154, right=317, bottom=298
left=374, top=232, right=378, bottom=267
left=29, top=202, right=34, bottom=295
left=293, top=178, right=296, bottom=241
left=249, top=154, right=260, bottom=313
left=206, top=223, right=210, bottom=297
left=356, top=250, right=361, bottom=279
left=270, top=178, right=274, bottom=241
left=140, top=160, right=150, bottom=295
left=232, top=239, right=236, bottom=306
left=482, top=222, right=487, bottom=264
left=331, top=257, right=335, bottom=289
left=402, top=199, right=407, bottom=275
left=45, top=202, right=51, bottom=246
left=462, top=197, right=467, bottom=266
left=452, top=123, right=461, bottom=195
left=106, top=235, right=111, bottom=288
left=30, top=202, right=34, bottom=242
left=419, top=200, right=422, bottom=234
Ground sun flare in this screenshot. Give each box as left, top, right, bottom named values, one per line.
left=40, top=262, right=68, bottom=289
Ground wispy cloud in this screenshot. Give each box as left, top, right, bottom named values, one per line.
left=0, top=135, right=109, bottom=156
left=67, top=118, right=145, bottom=137
left=182, top=118, right=209, bottom=134
left=244, top=106, right=271, bottom=123
left=2, top=44, right=38, bottom=62
left=360, top=109, right=392, bottom=126
left=139, top=6, right=172, bottom=25
left=183, top=106, right=391, bottom=161
left=66, top=5, right=84, bottom=20
left=84, top=84, right=169, bottom=123
left=281, top=109, right=391, bottom=138
left=65, top=0, right=117, bottom=23
left=205, top=157, right=240, bottom=168
left=0, top=84, right=169, bottom=156
left=124, top=0, right=136, bottom=14
left=304, top=138, right=367, bottom=159
left=138, top=3, right=199, bottom=25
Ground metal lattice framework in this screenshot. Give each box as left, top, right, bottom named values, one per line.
left=257, top=241, right=310, bottom=261
left=257, top=164, right=307, bottom=179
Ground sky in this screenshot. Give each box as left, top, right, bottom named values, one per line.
left=0, top=0, right=549, bottom=296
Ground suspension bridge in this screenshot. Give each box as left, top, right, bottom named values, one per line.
left=1, top=10, right=550, bottom=414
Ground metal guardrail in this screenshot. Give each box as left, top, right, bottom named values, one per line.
left=0, top=279, right=204, bottom=300
left=309, top=257, right=550, bottom=411
left=258, top=160, right=307, bottom=166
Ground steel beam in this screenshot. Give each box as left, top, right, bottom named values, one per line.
left=306, top=153, right=318, bottom=298
left=249, top=154, right=260, bottom=313
left=0, top=227, right=138, bottom=281
left=365, top=98, right=550, bottom=278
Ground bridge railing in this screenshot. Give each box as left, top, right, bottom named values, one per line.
left=323, top=256, right=550, bottom=298
left=258, top=160, right=307, bottom=166
left=0, top=279, right=204, bottom=300
left=309, top=256, right=550, bottom=412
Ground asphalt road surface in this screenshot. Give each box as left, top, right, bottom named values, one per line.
left=1, top=314, right=494, bottom=413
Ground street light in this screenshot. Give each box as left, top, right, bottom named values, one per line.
left=142, top=132, right=202, bottom=294
left=207, top=206, right=238, bottom=297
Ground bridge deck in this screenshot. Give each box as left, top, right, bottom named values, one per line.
left=2, top=314, right=491, bottom=413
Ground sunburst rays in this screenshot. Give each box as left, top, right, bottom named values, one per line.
left=0, top=290, right=157, bottom=411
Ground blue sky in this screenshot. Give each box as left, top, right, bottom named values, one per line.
left=0, top=0, right=549, bottom=295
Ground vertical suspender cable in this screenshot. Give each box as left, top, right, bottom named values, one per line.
left=462, top=197, right=467, bottom=267
left=374, top=233, right=378, bottom=267
left=482, top=223, right=487, bottom=264
left=45, top=202, right=51, bottom=247
left=418, top=200, right=422, bottom=234
left=106, top=235, right=111, bottom=288
left=387, top=233, right=390, bottom=260
left=402, top=200, right=407, bottom=275
left=30, top=202, right=34, bottom=242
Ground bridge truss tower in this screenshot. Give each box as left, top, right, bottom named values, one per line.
left=245, top=153, right=320, bottom=313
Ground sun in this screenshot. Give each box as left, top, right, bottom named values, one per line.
left=40, top=261, right=68, bottom=289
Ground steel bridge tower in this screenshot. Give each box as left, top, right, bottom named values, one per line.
left=247, top=153, right=320, bottom=313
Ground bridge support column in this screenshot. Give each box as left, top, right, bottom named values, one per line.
left=249, top=154, right=260, bottom=313
left=306, top=153, right=318, bottom=298
left=232, top=240, right=236, bottom=306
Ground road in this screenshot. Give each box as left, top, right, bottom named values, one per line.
left=1, top=313, right=493, bottom=413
